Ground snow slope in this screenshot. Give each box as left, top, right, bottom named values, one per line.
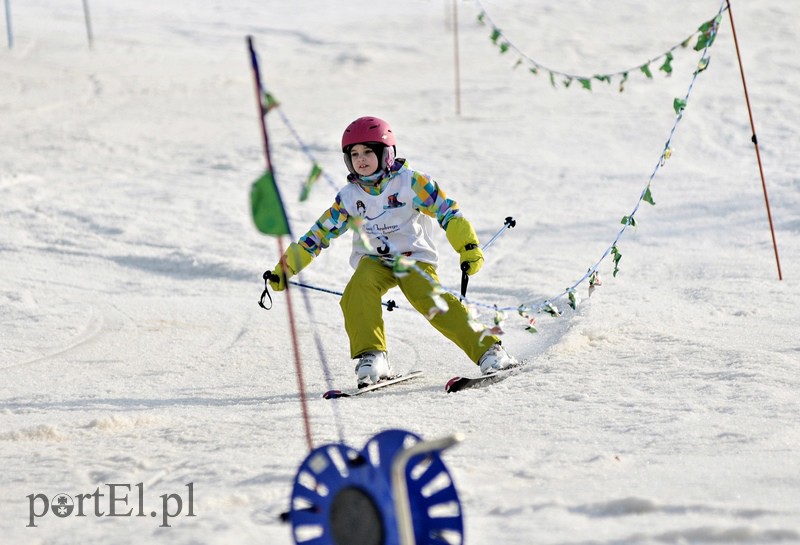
left=1, top=0, right=798, bottom=543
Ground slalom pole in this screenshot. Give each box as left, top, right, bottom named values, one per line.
left=4, top=0, right=12, bottom=49
left=452, top=0, right=461, bottom=116
left=248, top=36, right=313, bottom=452
left=725, top=0, right=782, bottom=280
left=82, top=0, right=94, bottom=49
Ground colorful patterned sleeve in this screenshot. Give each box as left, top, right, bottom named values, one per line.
left=297, top=194, right=351, bottom=256
left=410, top=171, right=462, bottom=229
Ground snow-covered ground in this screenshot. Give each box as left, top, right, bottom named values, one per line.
left=2, top=1, right=798, bottom=543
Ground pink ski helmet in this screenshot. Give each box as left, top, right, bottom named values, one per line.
left=341, top=116, right=397, bottom=175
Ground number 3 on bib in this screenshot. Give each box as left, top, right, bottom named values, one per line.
left=375, top=235, right=391, bottom=255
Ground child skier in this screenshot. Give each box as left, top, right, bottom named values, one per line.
left=268, top=116, right=516, bottom=387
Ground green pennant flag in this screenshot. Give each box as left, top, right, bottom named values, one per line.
left=300, top=163, right=323, bottom=202
left=541, top=301, right=561, bottom=318
left=643, top=187, right=656, bottom=205
left=659, top=52, right=674, bottom=75
left=694, top=16, right=720, bottom=51
left=588, top=270, right=602, bottom=296
left=262, top=91, right=280, bottom=114
left=673, top=97, right=687, bottom=115
left=568, top=289, right=581, bottom=310
left=611, top=245, right=622, bottom=277
left=250, top=170, right=290, bottom=236
left=640, top=63, right=653, bottom=79
left=619, top=72, right=629, bottom=92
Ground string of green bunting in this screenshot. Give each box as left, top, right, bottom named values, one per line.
left=486, top=0, right=726, bottom=335
left=474, top=0, right=724, bottom=92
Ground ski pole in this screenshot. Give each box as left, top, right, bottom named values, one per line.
left=482, top=216, right=516, bottom=251
left=259, top=271, right=398, bottom=311
left=288, top=279, right=397, bottom=310
left=461, top=216, right=516, bottom=300
left=263, top=216, right=517, bottom=306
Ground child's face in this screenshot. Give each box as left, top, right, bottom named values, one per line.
left=349, top=144, right=380, bottom=176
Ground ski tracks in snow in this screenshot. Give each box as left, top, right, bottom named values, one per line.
left=0, top=297, right=110, bottom=370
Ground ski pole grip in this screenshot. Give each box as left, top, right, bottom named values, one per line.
left=264, top=270, right=280, bottom=283
left=259, top=270, right=280, bottom=310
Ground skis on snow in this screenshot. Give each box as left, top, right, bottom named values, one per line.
left=322, top=363, right=529, bottom=398
left=322, top=370, right=424, bottom=399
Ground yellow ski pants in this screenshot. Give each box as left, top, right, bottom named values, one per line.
left=340, top=257, right=499, bottom=363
